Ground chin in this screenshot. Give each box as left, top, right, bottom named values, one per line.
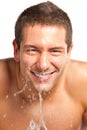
left=34, top=83, right=53, bottom=93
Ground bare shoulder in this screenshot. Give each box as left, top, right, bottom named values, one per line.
left=0, top=58, right=16, bottom=98
left=71, top=59, right=87, bottom=72
left=70, top=59, right=87, bottom=81
left=67, top=60, right=87, bottom=127
left=67, top=59, right=87, bottom=105
left=72, top=59, right=87, bottom=87
left=0, top=58, right=15, bottom=78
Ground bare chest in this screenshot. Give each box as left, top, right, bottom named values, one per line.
left=0, top=95, right=83, bottom=130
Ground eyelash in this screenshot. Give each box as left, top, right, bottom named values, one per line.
left=28, top=49, right=37, bottom=51
left=50, top=50, right=62, bottom=53
left=25, top=48, right=40, bottom=54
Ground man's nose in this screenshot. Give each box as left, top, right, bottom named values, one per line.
left=37, top=52, right=49, bottom=71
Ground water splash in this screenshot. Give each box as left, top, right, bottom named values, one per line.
left=14, top=84, right=27, bottom=96
left=3, top=113, right=7, bottom=119
left=28, top=120, right=39, bottom=130
left=28, top=92, right=48, bottom=130
left=13, top=67, right=48, bottom=130
left=13, top=67, right=31, bottom=97
left=5, top=95, right=9, bottom=100
left=28, top=119, right=48, bottom=130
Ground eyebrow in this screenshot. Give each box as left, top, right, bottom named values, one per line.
left=23, top=45, right=38, bottom=49
left=49, top=46, right=66, bottom=51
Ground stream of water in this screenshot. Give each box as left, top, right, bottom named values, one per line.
left=28, top=92, right=48, bottom=130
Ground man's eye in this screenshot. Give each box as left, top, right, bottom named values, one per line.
left=25, top=48, right=40, bottom=54
left=51, top=50, right=62, bottom=53
left=50, top=49, right=63, bottom=56
left=29, top=49, right=37, bottom=52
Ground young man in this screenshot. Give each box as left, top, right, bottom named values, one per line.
left=0, top=1, right=87, bottom=130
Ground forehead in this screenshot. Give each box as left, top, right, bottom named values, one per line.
left=22, top=25, right=66, bottom=47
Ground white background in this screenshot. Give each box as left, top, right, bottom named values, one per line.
left=0, top=0, right=87, bottom=61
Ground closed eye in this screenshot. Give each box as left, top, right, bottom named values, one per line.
left=50, top=49, right=62, bottom=54
left=50, top=49, right=62, bottom=52
left=49, top=47, right=65, bottom=56
left=23, top=45, right=40, bottom=54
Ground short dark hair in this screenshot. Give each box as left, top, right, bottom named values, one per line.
left=15, top=1, right=72, bottom=50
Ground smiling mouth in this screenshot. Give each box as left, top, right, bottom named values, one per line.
left=31, top=71, right=55, bottom=81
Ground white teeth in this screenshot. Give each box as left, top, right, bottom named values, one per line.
left=35, top=73, right=50, bottom=78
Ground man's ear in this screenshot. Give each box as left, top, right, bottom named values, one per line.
left=13, top=39, right=20, bottom=62
left=67, top=43, right=73, bottom=56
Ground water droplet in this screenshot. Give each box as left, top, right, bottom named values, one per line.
left=5, top=95, right=9, bottom=100
left=20, top=105, right=24, bottom=109
left=3, top=113, right=7, bottom=118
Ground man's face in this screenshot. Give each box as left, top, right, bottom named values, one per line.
left=14, top=25, right=72, bottom=92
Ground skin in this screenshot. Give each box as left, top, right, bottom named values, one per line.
left=0, top=25, right=87, bottom=130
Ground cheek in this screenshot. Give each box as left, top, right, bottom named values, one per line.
left=20, top=55, right=36, bottom=68
left=52, top=56, right=68, bottom=68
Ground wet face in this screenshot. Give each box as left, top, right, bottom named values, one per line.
left=14, top=25, right=72, bottom=92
